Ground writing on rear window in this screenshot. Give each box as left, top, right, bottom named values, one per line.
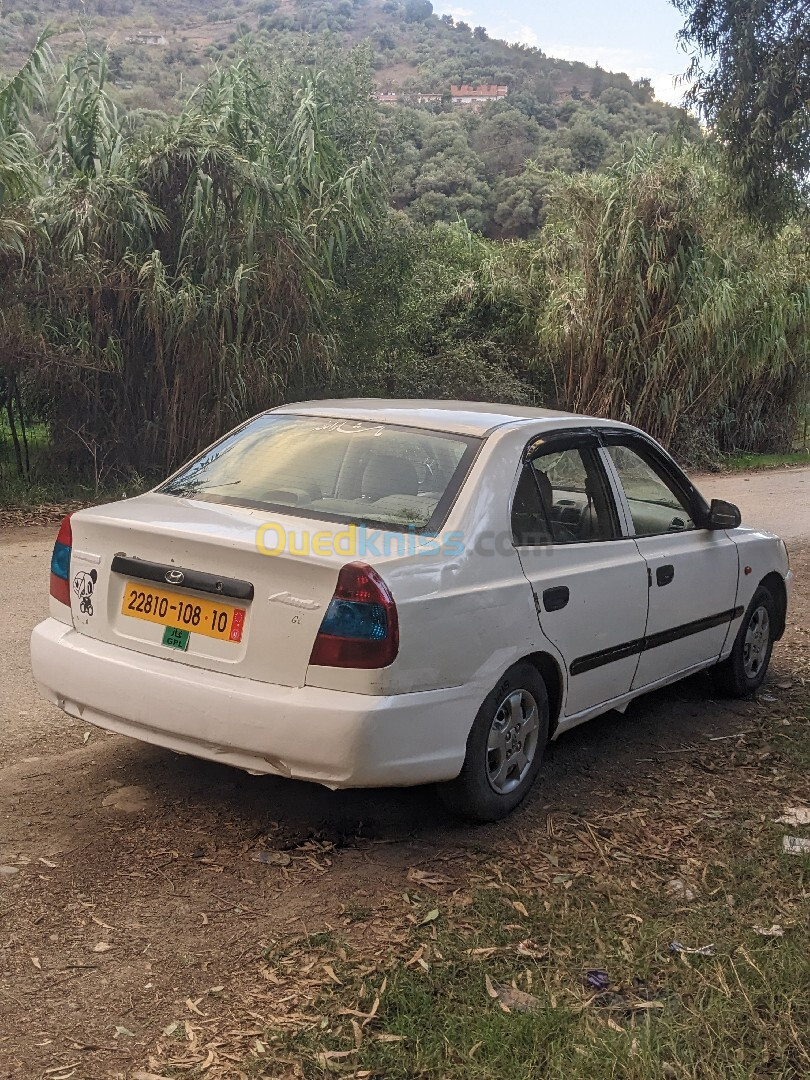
left=160, top=415, right=480, bottom=533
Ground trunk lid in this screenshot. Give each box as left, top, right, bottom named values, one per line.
left=66, top=493, right=354, bottom=688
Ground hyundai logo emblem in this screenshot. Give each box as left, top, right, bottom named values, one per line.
left=165, top=569, right=185, bottom=586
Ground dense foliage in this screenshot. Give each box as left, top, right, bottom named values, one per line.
left=675, top=0, right=810, bottom=224
left=1, top=0, right=696, bottom=239
left=535, top=143, right=810, bottom=455
left=1, top=46, right=386, bottom=479
left=0, top=8, right=808, bottom=491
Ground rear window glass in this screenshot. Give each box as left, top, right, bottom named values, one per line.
left=159, top=414, right=480, bottom=532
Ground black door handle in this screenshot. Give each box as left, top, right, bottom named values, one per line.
left=656, top=564, right=675, bottom=586
left=543, top=586, right=570, bottom=611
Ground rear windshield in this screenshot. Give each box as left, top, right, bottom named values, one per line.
left=159, top=414, right=481, bottom=532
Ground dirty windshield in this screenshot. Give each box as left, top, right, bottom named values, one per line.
left=160, top=414, right=480, bottom=532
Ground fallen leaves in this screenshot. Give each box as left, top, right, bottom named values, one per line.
left=0, top=502, right=86, bottom=529
left=516, top=939, right=548, bottom=960
left=405, top=945, right=430, bottom=971
left=5, top=601, right=805, bottom=1080
left=670, top=942, right=716, bottom=956
left=250, top=849, right=292, bottom=867
left=484, top=974, right=542, bottom=1013
left=407, top=867, right=453, bottom=889
left=752, top=924, right=784, bottom=937
left=316, top=1048, right=356, bottom=1065
left=666, top=878, right=697, bottom=902
left=43, top=1063, right=81, bottom=1079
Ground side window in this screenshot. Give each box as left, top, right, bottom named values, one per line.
left=607, top=444, right=696, bottom=536
left=512, top=444, right=619, bottom=546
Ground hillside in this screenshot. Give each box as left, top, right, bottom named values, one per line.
left=0, top=0, right=697, bottom=236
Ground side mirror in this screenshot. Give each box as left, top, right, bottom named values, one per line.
left=707, top=498, right=742, bottom=530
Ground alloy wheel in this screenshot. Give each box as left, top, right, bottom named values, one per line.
left=743, top=604, right=771, bottom=680
left=486, top=688, right=540, bottom=795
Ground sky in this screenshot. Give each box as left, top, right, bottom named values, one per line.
left=435, top=0, right=692, bottom=106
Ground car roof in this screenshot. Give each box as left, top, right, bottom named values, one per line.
left=272, top=399, right=629, bottom=438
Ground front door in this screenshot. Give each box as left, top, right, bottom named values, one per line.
left=512, top=432, right=649, bottom=717
left=603, top=436, right=740, bottom=690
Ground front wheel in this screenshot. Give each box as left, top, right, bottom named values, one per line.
left=712, top=586, right=776, bottom=697
left=438, top=663, right=549, bottom=822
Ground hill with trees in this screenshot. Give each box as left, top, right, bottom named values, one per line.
left=0, top=0, right=697, bottom=237
left=0, top=4, right=806, bottom=498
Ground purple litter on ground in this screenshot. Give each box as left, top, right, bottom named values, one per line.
left=585, top=969, right=610, bottom=991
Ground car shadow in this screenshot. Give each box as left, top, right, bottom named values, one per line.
left=98, top=665, right=765, bottom=848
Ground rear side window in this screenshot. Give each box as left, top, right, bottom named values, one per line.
left=160, top=414, right=480, bottom=532
left=512, top=444, right=619, bottom=546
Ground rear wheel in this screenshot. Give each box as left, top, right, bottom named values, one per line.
left=712, top=586, right=776, bottom=697
left=438, top=663, right=549, bottom=822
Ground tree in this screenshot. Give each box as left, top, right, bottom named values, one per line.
left=6, top=48, right=385, bottom=477
left=536, top=141, right=810, bottom=458
left=404, top=0, right=433, bottom=22
left=469, top=106, right=542, bottom=180
left=332, top=219, right=540, bottom=404
left=0, top=34, right=54, bottom=480
left=564, top=116, right=609, bottom=171
left=491, top=168, right=550, bottom=237
left=674, top=0, right=810, bottom=222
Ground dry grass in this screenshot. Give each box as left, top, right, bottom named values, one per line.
left=127, top=676, right=810, bottom=1079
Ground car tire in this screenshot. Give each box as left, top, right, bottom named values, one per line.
left=712, top=585, right=776, bottom=698
left=438, top=663, right=550, bottom=823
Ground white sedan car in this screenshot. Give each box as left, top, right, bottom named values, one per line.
left=31, top=401, right=792, bottom=820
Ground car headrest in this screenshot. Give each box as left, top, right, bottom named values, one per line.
left=361, top=454, right=419, bottom=501
left=534, top=469, right=553, bottom=513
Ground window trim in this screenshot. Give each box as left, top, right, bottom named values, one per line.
left=599, top=430, right=711, bottom=537
left=158, top=414, right=484, bottom=536
left=512, top=429, right=624, bottom=548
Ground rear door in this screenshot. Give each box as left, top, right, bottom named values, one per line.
left=602, top=434, right=740, bottom=689
left=512, top=431, right=649, bottom=717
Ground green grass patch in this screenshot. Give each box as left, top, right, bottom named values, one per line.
left=337, top=861, right=810, bottom=1080
left=720, top=451, right=810, bottom=471
left=232, top=690, right=810, bottom=1080
left=0, top=417, right=153, bottom=512
left=0, top=471, right=151, bottom=513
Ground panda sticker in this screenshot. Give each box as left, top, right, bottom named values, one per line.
left=72, top=569, right=98, bottom=616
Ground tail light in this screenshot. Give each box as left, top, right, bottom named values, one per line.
left=49, top=514, right=73, bottom=606
left=309, top=562, right=399, bottom=669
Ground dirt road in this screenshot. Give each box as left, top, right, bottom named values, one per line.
left=696, top=466, right=810, bottom=542
left=0, top=468, right=807, bottom=1079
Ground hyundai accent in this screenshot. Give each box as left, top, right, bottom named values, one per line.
left=30, top=401, right=793, bottom=820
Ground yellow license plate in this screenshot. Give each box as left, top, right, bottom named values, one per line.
left=121, top=582, right=246, bottom=643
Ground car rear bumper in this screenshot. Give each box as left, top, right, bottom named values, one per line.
left=30, top=619, right=475, bottom=788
